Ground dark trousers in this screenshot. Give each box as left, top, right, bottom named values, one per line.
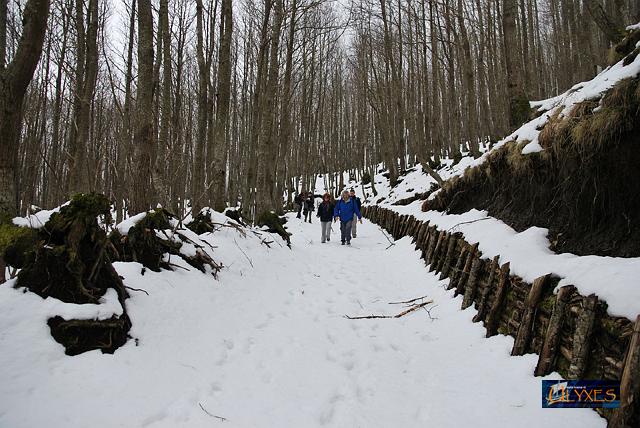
left=340, top=220, right=353, bottom=243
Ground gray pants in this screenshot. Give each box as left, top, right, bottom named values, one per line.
left=321, top=221, right=331, bottom=242
left=340, top=220, right=353, bottom=243
left=352, top=214, right=358, bottom=237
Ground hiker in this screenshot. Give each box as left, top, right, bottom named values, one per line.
left=349, top=188, right=362, bottom=238
left=295, top=191, right=305, bottom=219
left=317, top=193, right=334, bottom=243
left=334, top=190, right=362, bottom=245
left=303, top=193, right=315, bottom=223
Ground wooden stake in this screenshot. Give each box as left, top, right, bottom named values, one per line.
left=461, top=257, right=483, bottom=310
left=454, top=243, right=479, bottom=295
left=473, top=255, right=500, bottom=323
left=484, top=262, right=511, bottom=336
left=535, top=285, right=575, bottom=376
left=611, top=315, right=640, bottom=428
left=512, top=274, right=550, bottom=356
left=439, top=233, right=460, bottom=279
left=568, top=294, right=598, bottom=379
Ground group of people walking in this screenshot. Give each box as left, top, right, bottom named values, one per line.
left=295, top=189, right=362, bottom=245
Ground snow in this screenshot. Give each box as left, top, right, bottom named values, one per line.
left=0, top=287, right=122, bottom=322
left=12, top=203, right=68, bottom=228
left=521, top=140, right=543, bottom=154
left=115, top=211, right=148, bottom=234
left=314, top=152, right=486, bottom=207
left=390, top=204, right=640, bottom=320
left=0, top=216, right=604, bottom=427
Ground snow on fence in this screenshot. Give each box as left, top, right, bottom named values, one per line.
left=361, top=205, right=640, bottom=426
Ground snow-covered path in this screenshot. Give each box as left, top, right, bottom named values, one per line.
left=0, top=215, right=604, bottom=427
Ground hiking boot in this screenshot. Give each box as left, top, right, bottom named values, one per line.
left=347, top=241, right=351, bottom=246
left=341, top=241, right=345, bottom=245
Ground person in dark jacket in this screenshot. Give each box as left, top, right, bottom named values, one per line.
left=303, top=193, right=315, bottom=223
left=317, top=193, right=334, bottom=243
left=349, top=188, right=362, bottom=238
left=294, top=192, right=304, bottom=219
left=333, top=190, right=362, bottom=245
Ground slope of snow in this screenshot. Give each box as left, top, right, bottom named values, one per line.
left=0, top=217, right=604, bottom=427
left=12, top=203, right=69, bottom=228
left=313, top=151, right=484, bottom=207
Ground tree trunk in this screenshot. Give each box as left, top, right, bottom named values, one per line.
left=193, top=0, right=210, bottom=216
left=153, top=0, right=172, bottom=208
left=0, top=0, right=50, bottom=220
left=68, top=0, right=99, bottom=195
left=584, top=0, right=624, bottom=44
left=211, top=0, right=233, bottom=212
left=131, top=0, right=155, bottom=214
left=502, top=0, right=529, bottom=129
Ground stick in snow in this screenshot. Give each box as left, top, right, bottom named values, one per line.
left=124, top=286, right=150, bottom=296
left=377, top=226, right=396, bottom=250
left=388, top=295, right=430, bottom=305
left=344, top=300, right=434, bottom=320
left=198, top=402, right=227, bottom=422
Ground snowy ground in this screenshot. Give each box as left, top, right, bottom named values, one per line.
left=0, top=215, right=604, bottom=427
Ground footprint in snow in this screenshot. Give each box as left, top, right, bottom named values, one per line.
left=243, top=337, right=256, bottom=353
left=341, top=359, right=355, bottom=371
left=209, top=382, right=222, bottom=396
left=318, top=393, right=343, bottom=425
left=215, top=350, right=228, bottom=366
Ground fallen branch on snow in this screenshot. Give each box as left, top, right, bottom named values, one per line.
left=388, top=295, right=430, bottom=305
left=447, top=217, right=490, bottom=232
left=124, top=286, right=149, bottom=296
left=344, top=300, right=434, bottom=320
left=198, top=402, right=227, bottom=422
left=378, top=226, right=396, bottom=250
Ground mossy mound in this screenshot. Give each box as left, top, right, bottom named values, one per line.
left=6, top=193, right=131, bottom=356
left=361, top=172, right=372, bottom=185
left=112, top=208, right=221, bottom=275
left=1, top=223, right=39, bottom=269
left=225, top=209, right=246, bottom=226
left=187, top=210, right=216, bottom=235
left=48, top=314, right=132, bottom=356
left=14, top=193, right=125, bottom=304
left=424, top=75, right=640, bottom=257
left=256, top=211, right=291, bottom=247
left=609, top=28, right=640, bottom=66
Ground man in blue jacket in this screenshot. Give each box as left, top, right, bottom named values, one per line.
left=334, top=190, right=362, bottom=245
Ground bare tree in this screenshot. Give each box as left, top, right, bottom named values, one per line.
left=131, top=0, right=155, bottom=213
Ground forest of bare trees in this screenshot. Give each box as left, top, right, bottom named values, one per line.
left=1, top=0, right=638, bottom=222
